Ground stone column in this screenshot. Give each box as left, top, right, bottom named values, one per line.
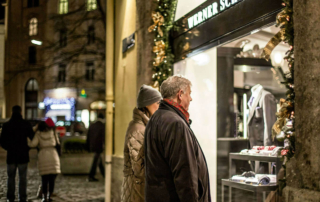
left=284, top=1, right=320, bottom=201
left=136, top=0, right=156, bottom=89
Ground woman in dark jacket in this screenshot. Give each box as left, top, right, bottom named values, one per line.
left=121, top=85, right=162, bottom=202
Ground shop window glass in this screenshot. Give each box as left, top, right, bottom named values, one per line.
left=29, top=18, right=38, bottom=36
left=29, top=46, right=37, bottom=64
left=59, top=0, right=68, bottom=14
left=85, top=61, right=95, bottom=81
left=58, top=64, right=66, bottom=82
left=87, top=0, right=97, bottom=11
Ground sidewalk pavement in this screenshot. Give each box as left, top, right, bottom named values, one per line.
left=0, top=148, right=105, bottom=202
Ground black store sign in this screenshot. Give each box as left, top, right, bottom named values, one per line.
left=172, top=0, right=283, bottom=60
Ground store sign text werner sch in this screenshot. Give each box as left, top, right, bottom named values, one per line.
left=188, top=0, right=243, bottom=29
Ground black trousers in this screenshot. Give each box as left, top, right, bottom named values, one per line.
left=41, top=174, right=57, bottom=194
left=89, top=152, right=105, bottom=178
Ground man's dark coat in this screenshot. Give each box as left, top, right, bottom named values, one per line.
left=86, top=120, right=105, bottom=153
left=144, top=101, right=211, bottom=202
left=0, top=113, right=34, bottom=164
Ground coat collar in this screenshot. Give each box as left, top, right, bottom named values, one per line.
left=248, top=88, right=264, bottom=123
left=159, top=100, right=192, bottom=126
left=133, top=108, right=149, bottom=126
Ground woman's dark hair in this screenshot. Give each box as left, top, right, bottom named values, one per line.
left=138, top=107, right=151, bottom=117
left=38, top=121, right=50, bottom=132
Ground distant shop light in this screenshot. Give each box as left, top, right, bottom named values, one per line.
left=31, top=40, right=42, bottom=45
left=250, top=29, right=260, bottom=35
left=80, top=89, right=87, bottom=98
left=38, top=102, right=45, bottom=109
left=50, top=104, right=72, bottom=110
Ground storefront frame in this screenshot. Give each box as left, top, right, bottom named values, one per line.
left=172, top=0, right=283, bottom=61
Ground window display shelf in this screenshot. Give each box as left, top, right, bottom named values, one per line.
left=221, top=179, right=278, bottom=202
left=229, top=153, right=282, bottom=178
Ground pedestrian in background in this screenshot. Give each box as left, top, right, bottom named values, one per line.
left=144, top=75, right=211, bottom=202
left=28, top=120, right=61, bottom=202
left=0, top=105, right=34, bottom=202
left=86, top=113, right=105, bottom=182
left=121, top=84, right=162, bottom=202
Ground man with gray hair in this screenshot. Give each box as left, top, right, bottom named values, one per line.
left=144, top=75, right=211, bottom=202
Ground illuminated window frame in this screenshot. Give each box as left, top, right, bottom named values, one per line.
left=29, top=18, right=38, bottom=36
left=87, top=0, right=97, bottom=11
left=59, top=0, right=68, bottom=14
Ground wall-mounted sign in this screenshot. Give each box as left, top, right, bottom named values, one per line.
left=122, top=33, right=135, bottom=53
left=80, top=89, right=87, bottom=98
left=188, top=0, right=243, bottom=29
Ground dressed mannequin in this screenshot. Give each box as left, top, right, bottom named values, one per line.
left=247, top=84, right=277, bottom=148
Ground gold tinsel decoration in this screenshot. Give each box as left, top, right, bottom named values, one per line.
left=152, top=40, right=166, bottom=66
left=261, top=11, right=287, bottom=60
left=148, top=12, right=164, bottom=37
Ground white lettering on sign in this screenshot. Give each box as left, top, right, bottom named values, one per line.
left=188, top=0, right=241, bottom=29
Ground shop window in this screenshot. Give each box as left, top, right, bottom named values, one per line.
left=29, top=46, right=37, bottom=64
left=25, top=79, right=39, bottom=120
left=29, top=18, right=38, bottom=36
left=87, top=26, right=95, bottom=44
left=28, top=0, right=39, bottom=8
left=59, top=0, right=68, bottom=14
left=87, top=0, right=97, bottom=11
left=85, top=61, right=95, bottom=81
left=60, top=30, right=67, bottom=47
left=58, top=64, right=66, bottom=82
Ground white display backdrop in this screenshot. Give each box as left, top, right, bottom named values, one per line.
left=174, top=47, right=217, bottom=201
left=175, top=0, right=207, bottom=21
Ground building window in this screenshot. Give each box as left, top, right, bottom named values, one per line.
left=28, top=0, right=39, bottom=8
left=60, top=30, right=67, bottom=47
left=87, top=26, right=95, bottom=44
left=59, top=0, right=68, bottom=14
left=87, top=0, right=97, bottom=11
left=86, top=62, right=95, bottom=81
left=25, top=79, right=39, bottom=120
left=58, top=64, right=66, bottom=82
left=29, top=46, right=36, bottom=64
left=29, top=18, right=38, bottom=36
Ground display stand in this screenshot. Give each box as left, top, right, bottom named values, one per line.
left=222, top=153, right=282, bottom=202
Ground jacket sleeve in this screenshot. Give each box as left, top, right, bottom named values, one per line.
left=28, top=132, right=39, bottom=148
left=0, top=124, right=8, bottom=150
left=127, top=131, right=145, bottom=178
left=164, top=122, right=198, bottom=202
left=86, top=125, right=92, bottom=151
left=262, top=94, right=277, bottom=146
left=27, top=122, right=35, bottom=140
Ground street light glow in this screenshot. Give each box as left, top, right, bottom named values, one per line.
left=31, top=40, right=42, bottom=45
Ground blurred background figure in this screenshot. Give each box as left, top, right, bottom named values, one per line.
left=28, top=120, right=61, bottom=202
left=86, top=113, right=105, bottom=182
left=0, top=105, right=34, bottom=202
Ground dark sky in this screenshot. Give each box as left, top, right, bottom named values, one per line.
left=0, top=0, right=5, bottom=22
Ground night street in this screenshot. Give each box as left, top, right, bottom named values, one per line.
left=0, top=148, right=104, bottom=202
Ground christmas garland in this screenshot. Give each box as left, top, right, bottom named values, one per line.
left=148, top=0, right=177, bottom=87
left=262, top=0, right=294, bottom=193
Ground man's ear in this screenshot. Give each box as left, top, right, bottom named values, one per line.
left=177, top=89, right=184, bottom=101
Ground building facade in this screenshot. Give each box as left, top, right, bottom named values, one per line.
left=4, top=0, right=106, bottom=125
left=4, top=0, right=47, bottom=119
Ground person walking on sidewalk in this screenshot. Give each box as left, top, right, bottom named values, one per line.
left=28, top=120, right=61, bottom=202
left=144, top=75, right=211, bottom=202
left=121, top=84, right=162, bottom=202
left=0, top=105, right=34, bottom=202
left=86, top=113, right=105, bottom=182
